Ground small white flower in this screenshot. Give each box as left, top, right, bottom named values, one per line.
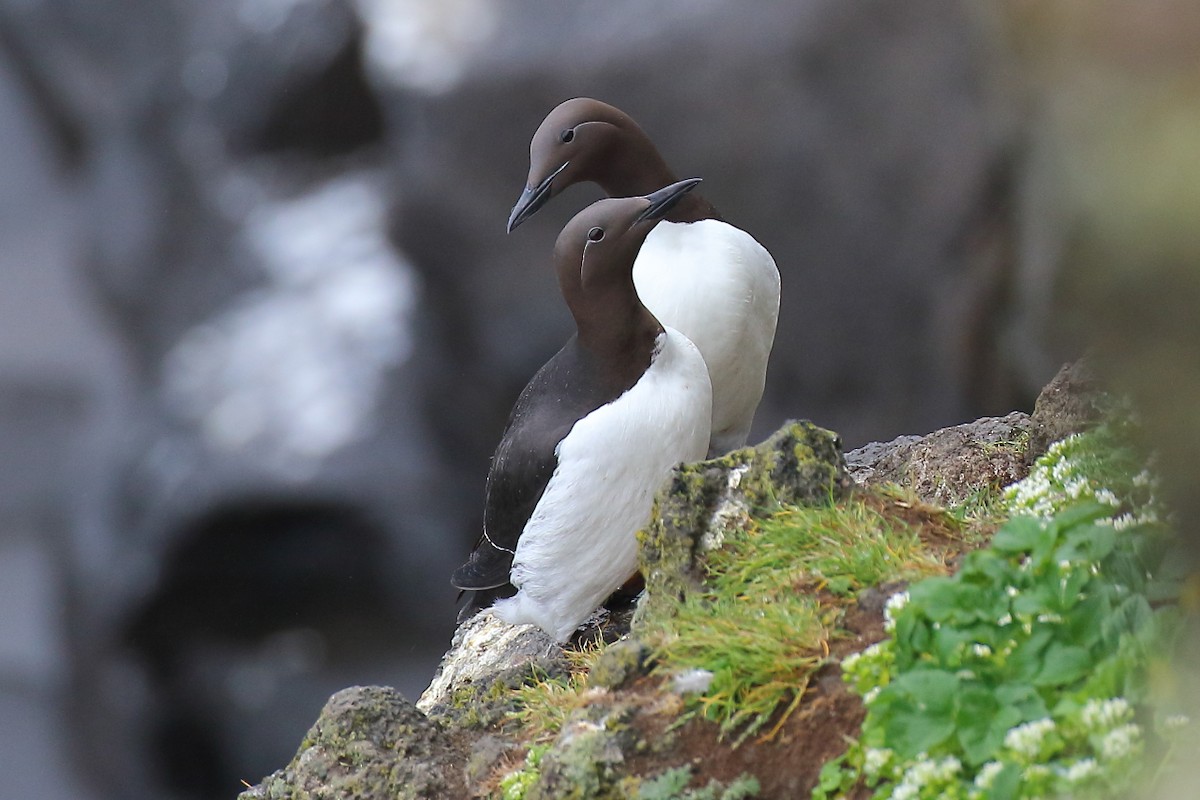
left=1111, top=513, right=1136, bottom=531
left=1099, top=723, right=1142, bottom=761
left=1081, top=697, right=1132, bottom=733
left=1005, top=585, right=1019, bottom=598
left=1133, top=470, right=1152, bottom=487
left=863, top=686, right=881, bottom=704
left=1004, top=718, right=1055, bottom=758
left=974, top=761, right=1004, bottom=789
left=1036, top=612, right=1062, bottom=624
left=841, top=651, right=861, bottom=672
left=884, top=591, right=910, bottom=631
left=971, top=643, right=993, bottom=658
left=997, top=613, right=1013, bottom=626
left=864, top=747, right=893, bottom=776
left=862, top=641, right=887, bottom=658
left=1163, top=714, right=1191, bottom=732
left=1094, top=488, right=1120, bottom=507
left=1063, top=758, right=1099, bottom=784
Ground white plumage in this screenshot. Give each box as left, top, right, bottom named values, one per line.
left=634, top=219, right=780, bottom=456
left=492, top=328, right=711, bottom=641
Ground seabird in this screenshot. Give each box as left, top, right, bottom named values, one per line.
left=453, top=179, right=713, bottom=641
left=507, top=97, right=780, bottom=456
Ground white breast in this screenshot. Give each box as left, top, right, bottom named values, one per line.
left=491, top=329, right=712, bottom=641
left=633, top=220, right=780, bottom=456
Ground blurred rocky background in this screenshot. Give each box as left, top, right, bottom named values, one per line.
left=0, top=1, right=1195, bottom=799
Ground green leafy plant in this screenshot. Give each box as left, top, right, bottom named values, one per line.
left=631, top=765, right=761, bottom=800
left=817, top=424, right=1189, bottom=799
left=498, top=744, right=548, bottom=800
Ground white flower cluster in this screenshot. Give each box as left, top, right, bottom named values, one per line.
left=1163, top=713, right=1191, bottom=732
left=1080, top=697, right=1133, bottom=733
left=1004, top=430, right=1164, bottom=533
left=842, top=641, right=889, bottom=676
left=1098, top=723, right=1143, bottom=762
left=973, top=760, right=1004, bottom=790
left=864, top=747, right=894, bottom=777
left=889, top=755, right=961, bottom=800
left=1004, top=435, right=1114, bottom=516
left=884, top=591, right=910, bottom=632
left=1003, top=718, right=1056, bottom=759
left=1062, top=757, right=1099, bottom=784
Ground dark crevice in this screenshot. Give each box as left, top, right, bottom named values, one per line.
left=252, top=34, right=385, bottom=157
left=123, top=499, right=405, bottom=798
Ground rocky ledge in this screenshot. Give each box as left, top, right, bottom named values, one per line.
left=239, top=362, right=1108, bottom=800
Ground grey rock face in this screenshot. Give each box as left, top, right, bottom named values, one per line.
left=846, top=411, right=1033, bottom=506
left=1025, top=360, right=1106, bottom=463
left=845, top=359, right=1107, bottom=506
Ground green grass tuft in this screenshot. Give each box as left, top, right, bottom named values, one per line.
left=753, top=497, right=953, bottom=596
left=650, top=493, right=956, bottom=744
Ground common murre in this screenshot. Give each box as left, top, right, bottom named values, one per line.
left=453, top=179, right=713, bottom=641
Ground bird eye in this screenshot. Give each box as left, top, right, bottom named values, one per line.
left=560, top=128, right=575, bottom=143
left=587, top=226, right=604, bottom=242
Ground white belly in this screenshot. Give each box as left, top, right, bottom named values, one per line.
left=633, top=220, right=780, bottom=456
left=492, top=330, right=712, bottom=641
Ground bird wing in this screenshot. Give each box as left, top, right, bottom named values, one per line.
left=450, top=344, right=588, bottom=591
left=450, top=415, right=560, bottom=590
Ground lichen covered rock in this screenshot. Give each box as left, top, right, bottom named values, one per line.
left=1025, top=359, right=1107, bottom=462
left=636, top=419, right=850, bottom=625
left=526, top=704, right=638, bottom=800
left=845, top=359, right=1108, bottom=507
left=845, top=411, right=1033, bottom=506
left=237, top=685, right=468, bottom=800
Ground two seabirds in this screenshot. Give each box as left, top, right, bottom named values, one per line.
left=452, top=98, right=781, bottom=641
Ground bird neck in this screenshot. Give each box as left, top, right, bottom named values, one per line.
left=593, top=130, right=721, bottom=224
left=568, top=286, right=662, bottom=376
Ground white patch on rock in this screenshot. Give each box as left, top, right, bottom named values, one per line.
left=701, top=463, right=752, bottom=551
left=417, top=611, right=561, bottom=714
left=671, top=668, right=715, bottom=695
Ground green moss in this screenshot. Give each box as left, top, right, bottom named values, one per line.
left=590, top=638, right=649, bottom=690
left=526, top=706, right=637, bottom=800
left=442, top=660, right=572, bottom=731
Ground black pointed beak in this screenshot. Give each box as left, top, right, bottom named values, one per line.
left=635, top=177, right=703, bottom=224
left=507, top=162, right=570, bottom=233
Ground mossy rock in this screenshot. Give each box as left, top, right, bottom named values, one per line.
left=527, top=704, right=639, bottom=800
left=238, top=686, right=469, bottom=800
left=636, top=420, right=849, bottom=625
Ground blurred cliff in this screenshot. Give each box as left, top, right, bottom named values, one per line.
left=0, top=1, right=1194, bottom=799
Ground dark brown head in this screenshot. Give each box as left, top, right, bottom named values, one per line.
left=509, top=98, right=714, bottom=232
left=553, top=178, right=703, bottom=349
